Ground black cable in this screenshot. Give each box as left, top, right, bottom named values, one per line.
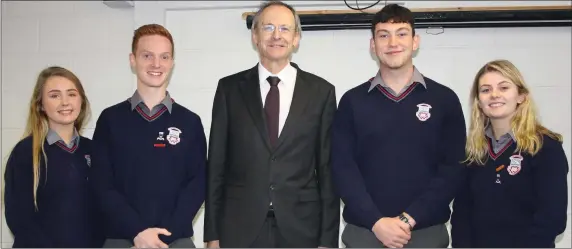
left=344, top=0, right=382, bottom=11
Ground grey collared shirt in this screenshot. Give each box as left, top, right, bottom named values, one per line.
left=129, top=90, right=173, bottom=116
left=485, top=126, right=516, bottom=153
left=368, top=67, right=427, bottom=95
left=46, top=129, right=80, bottom=149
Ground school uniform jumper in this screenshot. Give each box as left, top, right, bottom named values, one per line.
left=331, top=68, right=467, bottom=247
left=451, top=128, right=569, bottom=248
left=90, top=91, right=207, bottom=245
left=4, top=130, right=103, bottom=248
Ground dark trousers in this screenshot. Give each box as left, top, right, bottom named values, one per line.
left=250, top=210, right=290, bottom=248
left=342, top=223, right=450, bottom=248
left=103, top=237, right=196, bottom=248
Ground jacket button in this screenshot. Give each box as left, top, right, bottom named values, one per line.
left=271, top=157, right=276, bottom=161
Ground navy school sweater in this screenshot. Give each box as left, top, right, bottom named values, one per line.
left=3, top=135, right=104, bottom=248
left=331, top=76, right=467, bottom=230
left=451, top=134, right=569, bottom=248
left=90, top=99, right=206, bottom=244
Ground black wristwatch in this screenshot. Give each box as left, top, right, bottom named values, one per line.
left=399, top=213, right=413, bottom=229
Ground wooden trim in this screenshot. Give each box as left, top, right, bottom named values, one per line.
left=242, top=5, right=572, bottom=20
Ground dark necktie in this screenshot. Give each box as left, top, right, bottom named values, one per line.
left=265, top=76, right=280, bottom=147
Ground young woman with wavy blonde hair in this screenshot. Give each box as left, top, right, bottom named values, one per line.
left=3, top=66, right=103, bottom=247
left=450, top=59, right=569, bottom=248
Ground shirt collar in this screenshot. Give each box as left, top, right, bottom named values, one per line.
left=46, top=128, right=80, bottom=146
left=258, top=62, right=296, bottom=87
left=485, top=124, right=516, bottom=142
left=368, top=66, right=426, bottom=92
left=129, top=90, right=173, bottom=113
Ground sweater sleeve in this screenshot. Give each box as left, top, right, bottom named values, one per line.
left=525, top=136, right=569, bottom=247
left=331, top=93, right=383, bottom=230
left=3, top=141, right=54, bottom=247
left=90, top=110, right=147, bottom=241
left=405, top=91, right=467, bottom=228
left=450, top=168, right=474, bottom=247
left=159, top=115, right=207, bottom=244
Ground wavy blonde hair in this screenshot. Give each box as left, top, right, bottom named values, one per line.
left=464, top=59, right=562, bottom=165
left=23, top=66, right=91, bottom=210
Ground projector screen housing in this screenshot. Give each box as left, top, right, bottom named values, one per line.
left=244, top=6, right=572, bottom=31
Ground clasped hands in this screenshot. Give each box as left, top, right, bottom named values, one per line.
left=372, top=213, right=416, bottom=248
left=131, top=228, right=171, bottom=248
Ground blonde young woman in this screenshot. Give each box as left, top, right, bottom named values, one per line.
left=3, top=66, right=103, bottom=248
left=450, top=59, right=569, bottom=248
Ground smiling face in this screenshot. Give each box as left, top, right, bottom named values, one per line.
left=129, top=34, right=174, bottom=89
left=252, top=4, right=300, bottom=64
left=41, top=76, right=83, bottom=129
left=370, top=21, right=419, bottom=70
left=477, top=71, right=526, bottom=122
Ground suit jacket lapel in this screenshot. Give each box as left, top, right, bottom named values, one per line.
left=239, top=64, right=273, bottom=151
left=275, top=62, right=313, bottom=150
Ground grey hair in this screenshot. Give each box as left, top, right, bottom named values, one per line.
left=251, top=0, right=302, bottom=37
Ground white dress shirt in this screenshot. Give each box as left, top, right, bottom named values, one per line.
left=258, top=62, right=297, bottom=136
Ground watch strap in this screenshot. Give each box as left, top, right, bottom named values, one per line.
left=399, top=213, right=413, bottom=229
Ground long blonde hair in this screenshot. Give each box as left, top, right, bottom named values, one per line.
left=465, top=59, right=562, bottom=165
left=23, top=66, right=91, bottom=210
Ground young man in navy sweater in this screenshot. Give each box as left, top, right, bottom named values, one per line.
left=331, top=4, right=467, bottom=248
left=90, top=24, right=206, bottom=248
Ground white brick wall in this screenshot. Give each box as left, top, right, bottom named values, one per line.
left=1, top=1, right=570, bottom=248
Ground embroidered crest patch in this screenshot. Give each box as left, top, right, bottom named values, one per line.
left=167, top=127, right=182, bottom=145
left=85, top=155, right=91, bottom=167
left=507, top=154, right=523, bottom=175
left=415, top=103, right=432, bottom=121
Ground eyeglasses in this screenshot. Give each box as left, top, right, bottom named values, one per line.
left=260, top=24, right=293, bottom=33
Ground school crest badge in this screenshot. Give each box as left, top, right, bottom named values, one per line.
left=85, top=155, right=91, bottom=167
left=167, top=127, right=182, bottom=145
left=507, top=154, right=523, bottom=175
left=416, top=103, right=432, bottom=121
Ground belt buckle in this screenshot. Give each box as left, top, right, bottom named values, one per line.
left=267, top=205, right=275, bottom=217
